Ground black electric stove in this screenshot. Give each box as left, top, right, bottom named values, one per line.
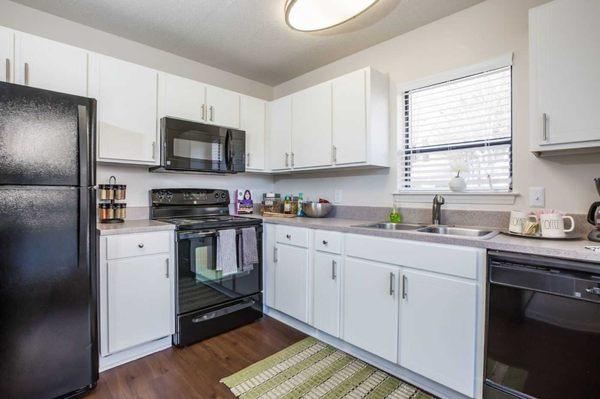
left=150, top=188, right=263, bottom=347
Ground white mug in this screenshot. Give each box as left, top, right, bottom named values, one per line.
left=509, top=211, right=536, bottom=234
left=540, top=213, right=575, bottom=238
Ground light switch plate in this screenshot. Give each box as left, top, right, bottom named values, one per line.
left=529, top=187, right=545, bottom=207
left=334, top=189, right=343, bottom=204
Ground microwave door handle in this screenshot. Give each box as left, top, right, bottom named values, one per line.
left=225, top=130, right=234, bottom=170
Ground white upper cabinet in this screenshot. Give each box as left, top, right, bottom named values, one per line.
left=312, top=251, right=341, bottom=337
left=0, top=27, right=14, bottom=83
left=530, top=0, right=600, bottom=154
left=291, top=82, right=332, bottom=169
left=15, top=33, right=88, bottom=97
left=205, top=85, right=240, bottom=128
left=343, top=257, right=399, bottom=363
left=332, top=69, right=367, bottom=165
left=162, top=73, right=206, bottom=122
left=241, top=95, right=266, bottom=171
left=268, top=95, right=293, bottom=171
left=90, top=54, right=159, bottom=165
left=399, top=269, right=478, bottom=397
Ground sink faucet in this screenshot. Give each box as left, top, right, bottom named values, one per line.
left=432, top=194, right=445, bottom=225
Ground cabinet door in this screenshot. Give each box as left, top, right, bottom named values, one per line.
left=274, top=243, right=308, bottom=322
left=268, top=96, right=292, bottom=170
left=16, top=33, right=88, bottom=97
left=107, top=254, right=172, bottom=354
left=162, top=73, right=206, bottom=122
left=400, top=269, right=477, bottom=397
left=92, top=55, right=159, bottom=164
left=241, top=95, right=266, bottom=170
left=206, top=85, right=240, bottom=128
left=0, top=27, right=13, bottom=83
left=530, top=0, right=600, bottom=146
left=343, top=258, right=398, bottom=362
left=332, top=69, right=367, bottom=165
left=313, top=252, right=341, bottom=337
left=291, top=82, right=332, bottom=168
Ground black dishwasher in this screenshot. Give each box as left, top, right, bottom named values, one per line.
left=485, top=251, right=600, bottom=399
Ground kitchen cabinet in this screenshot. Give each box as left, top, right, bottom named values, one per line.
left=312, top=251, right=341, bottom=337
left=241, top=95, right=266, bottom=171
left=15, top=33, right=88, bottom=97
left=91, top=54, right=159, bottom=165
left=343, top=257, right=399, bottom=363
left=273, top=242, right=309, bottom=323
left=291, top=82, right=332, bottom=169
left=205, top=84, right=240, bottom=128
left=0, top=27, right=14, bottom=83
left=530, top=0, right=600, bottom=154
left=162, top=73, right=206, bottom=122
left=107, top=254, right=172, bottom=354
left=268, top=95, right=293, bottom=171
left=399, top=269, right=478, bottom=397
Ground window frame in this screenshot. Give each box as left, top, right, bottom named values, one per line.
left=399, top=64, right=514, bottom=193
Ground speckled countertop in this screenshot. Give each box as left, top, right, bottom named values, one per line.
left=97, top=220, right=175, bottom=236
left=257, top=215, right=600, bottom=264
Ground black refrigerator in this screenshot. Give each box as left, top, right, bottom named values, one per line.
left=0, top=82, right=98, bottom=398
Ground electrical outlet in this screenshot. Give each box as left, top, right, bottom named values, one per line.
left=334, top=189, right=343, bottom=204
left=529, top=187, right=545, bottom=208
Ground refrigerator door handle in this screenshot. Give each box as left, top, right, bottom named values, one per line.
left=78, top=188, right=91, bottom=269
left=77, top=104, right=91, bottom=187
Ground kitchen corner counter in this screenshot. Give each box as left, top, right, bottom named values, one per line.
left=257, top=215, right=600, bottom=264
left=97, top=220, right=175, bottom=236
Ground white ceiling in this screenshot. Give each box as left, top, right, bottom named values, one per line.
left=12, top=0, right=485, bottom=85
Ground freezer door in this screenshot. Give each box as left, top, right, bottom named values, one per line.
left=0, top=82, right=95, bottom=186
left=0, top=186, right=97, bottom=399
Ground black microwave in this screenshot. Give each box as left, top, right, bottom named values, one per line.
left=151, top=117, right=245, bottom=174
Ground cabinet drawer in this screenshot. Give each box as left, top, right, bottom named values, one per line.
left=314, top=230, right=342, bottom=254
left=276, top=225, right=309, bottom=248
left=107, top=231, right=171, bottom=259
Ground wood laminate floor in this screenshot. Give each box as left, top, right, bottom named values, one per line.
left=86, top=316, right=306, bottom=399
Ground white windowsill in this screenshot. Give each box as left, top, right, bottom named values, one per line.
left=393, top=191, right=519, bottom=205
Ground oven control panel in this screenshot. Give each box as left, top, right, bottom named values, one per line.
left=151, top=189, right=229, bottom=206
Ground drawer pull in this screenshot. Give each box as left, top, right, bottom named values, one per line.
left=138, top=243, right=144, bottom=248
left=322, top=240, right=328, bottom=245
left=286, top=234, right=291, bottom=240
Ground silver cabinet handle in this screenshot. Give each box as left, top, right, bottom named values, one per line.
left=542, top=113, right=548, bottom=141
left=201, top=104, right=206, bottom=120
left=402, top=275, right=408, bottom=299
left=24, top=62, right=30, bottom=85
left=209, top=105, right=214, bottom=121
left=273, top=246, right=278, bottom=263
left=389, top=272, right=395, bottom=296
left=5, top=58, right=10, bottom=83
left=285, top=152, right=289, bottom=167
left=152, top=141, right=156, bottom=160
left=138, top=243, right=144, bottom=248
left=291, top=152, right=295, bottom=167
left=165, top=258, right=170, bottom=278
left=246, top=152, right=250, bottom=167
left=332, top=145, right=337, bottom=163
left=331, top=260, right=337, bottom=280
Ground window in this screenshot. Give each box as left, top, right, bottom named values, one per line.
left=400, top=66, right=512, bottom=192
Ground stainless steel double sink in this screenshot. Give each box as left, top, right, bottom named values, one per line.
left=354, top=222, right=499, bottom=240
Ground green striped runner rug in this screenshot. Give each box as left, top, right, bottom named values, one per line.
left=220, top=337, right=436, bottom=399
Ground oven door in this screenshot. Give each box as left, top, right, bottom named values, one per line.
left=161, top=117, right=245, bottom=173
left=176, top=226, right=261, bottom=315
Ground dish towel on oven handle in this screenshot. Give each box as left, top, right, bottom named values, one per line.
left=216, top=229, right=238, bottom=276
left=241, top=227, right=258, bottom=269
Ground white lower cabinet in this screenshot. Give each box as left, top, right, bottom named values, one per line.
left=343, top=258, right=399, bottom=363
left=399, top=269, right=478, bottom=397
left=107, top=254, right=172, bottom=353
left=99, top=230, right=175, bottom=371
left=312, top=251, right=341, bottom=337
left=274, top=243, right=309, bottom=323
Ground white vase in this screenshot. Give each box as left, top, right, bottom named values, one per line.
left=449, top=176, right=467, bottom=192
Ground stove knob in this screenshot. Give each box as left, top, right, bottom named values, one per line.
left=221, top=192, right=227, bottom=199
left=214, top=192, right=219, bottom=199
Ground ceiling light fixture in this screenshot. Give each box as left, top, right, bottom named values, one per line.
left=285, top=0, right=379, bottom=32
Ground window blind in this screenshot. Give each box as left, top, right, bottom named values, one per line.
left=400, top=66, right=512, bottom=191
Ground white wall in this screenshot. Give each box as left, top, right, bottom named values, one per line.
left=0, top=0, right=274, bottom=208
left=272, top=0, right=600, bottom=214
